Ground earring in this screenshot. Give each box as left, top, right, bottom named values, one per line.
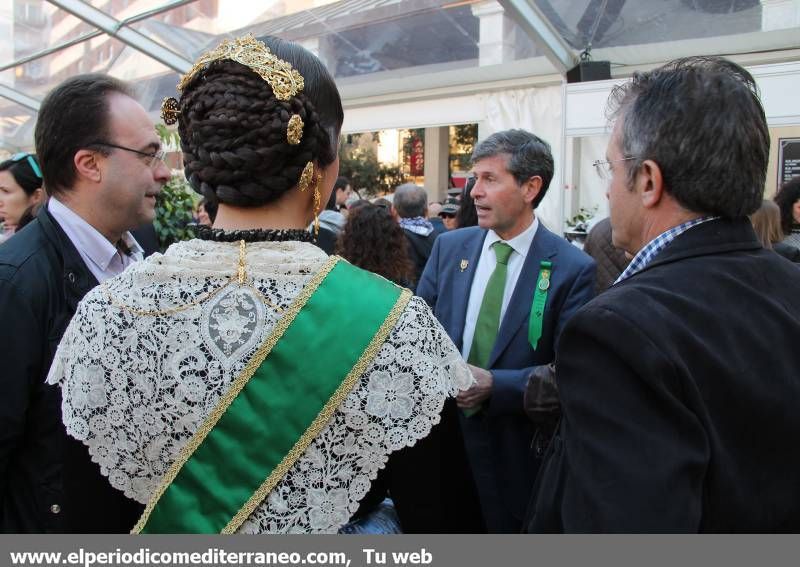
left=313, top=174, right=321, bottom=240
left=298, top=161, right=314, bottom=192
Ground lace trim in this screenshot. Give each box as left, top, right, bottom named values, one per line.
left=132, top=255, right=339, bottom=534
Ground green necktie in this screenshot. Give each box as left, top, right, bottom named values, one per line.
left=468, top=241, right=514, bottom=369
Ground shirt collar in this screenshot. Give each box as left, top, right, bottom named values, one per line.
left=485, top=215, right=540, bottom=258
left=615, top=216, right=718, bottom=284
left=48, top=197, right=143, bottom=271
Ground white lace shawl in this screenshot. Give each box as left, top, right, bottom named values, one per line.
left=46, top=239, right=472, bottom=533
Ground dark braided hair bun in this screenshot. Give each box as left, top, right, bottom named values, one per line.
left=178, top=44, right=341, bottom=207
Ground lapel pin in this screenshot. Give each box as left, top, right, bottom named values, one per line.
left=459, top=259, right=469, bottom=272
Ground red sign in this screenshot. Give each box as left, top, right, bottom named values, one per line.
left=409, top=137, right=424, bottom=176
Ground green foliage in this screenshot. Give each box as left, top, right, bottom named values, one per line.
left=565, top=206, right=598, bottom=232
left=453, top=123, right=478, bottom=147
left=154, top=174, right=196, bottom=252
left=451, top=124, right=478, bottom=172
left=377, top=163, right=407, bottom=195
left=155, top=124, right=180, bottom=149
left=338, top=136, right=406, bottom=197
left=153, top=124, right=196, bottom=251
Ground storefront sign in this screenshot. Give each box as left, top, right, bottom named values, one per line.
left=778, top=138, right=800, bottom=186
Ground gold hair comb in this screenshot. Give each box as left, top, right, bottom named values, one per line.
left=287, top=114, right=304, bottom=145
left=177, top=34, right=304, bottom=101
left=160, top=96, right=180, bottom=125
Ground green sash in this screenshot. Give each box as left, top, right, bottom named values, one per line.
left=133, top=257, right=410, bottom=534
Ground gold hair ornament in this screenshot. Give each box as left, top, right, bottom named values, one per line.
left=178, top=34, right=305, bottom=101
left=287, top=114, right=304, bottom=145
left=298, top=162, right=315, bottom=192
left=161, top=97, right=180, bottom=125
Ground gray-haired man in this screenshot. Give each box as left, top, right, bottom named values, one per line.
left=393, top=183, right=438, bottom=289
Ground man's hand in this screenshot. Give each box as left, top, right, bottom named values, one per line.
left=457, top=364, right=493, bottom=409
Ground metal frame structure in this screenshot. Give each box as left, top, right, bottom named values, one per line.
left=497, top=0, right=577, bottom=74
left=1, top=0, right=798, bottom=152
left=1, top=0, right=576, bottom=112
left=47, top=0, right=193, bottom=73
left=0, top=0, right=197, bottom=113
left=0, top=0, right=198, bottom=78
left=0, top=85, right=41, bottom=112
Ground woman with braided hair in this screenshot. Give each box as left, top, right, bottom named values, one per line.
left=48, top=35, right=483, bottom=534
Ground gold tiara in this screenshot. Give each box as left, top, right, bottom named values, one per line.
left=177, top=34, right=304, bottom=101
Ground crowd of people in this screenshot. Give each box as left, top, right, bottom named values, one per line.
left=0, top=34, right=798, bottom=534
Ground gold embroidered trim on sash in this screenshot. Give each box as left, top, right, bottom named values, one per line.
left=222, top=286, right=413, bottom=534
left=132, top=255, right=340, bottom=534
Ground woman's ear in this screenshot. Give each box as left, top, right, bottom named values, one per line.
left=30, top=187, right=45, bottom=206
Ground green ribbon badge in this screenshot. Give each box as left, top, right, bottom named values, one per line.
left=528, top=260, right=552, bottom=350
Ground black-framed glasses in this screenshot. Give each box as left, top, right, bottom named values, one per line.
left=592, top=157, right=638, bottom=181
left=90, top=141, right=167, bottom=169
left=10, top=153, right=42, bottom=179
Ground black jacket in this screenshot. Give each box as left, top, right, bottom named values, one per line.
left=773, top=241, right=800, bottom=262
left=527, top=218, right=800, bottom=533
left=403, top=229, right=437, bottom=290
left=0, top=206, right=142, bottom=533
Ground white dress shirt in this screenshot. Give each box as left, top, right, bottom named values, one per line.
left=48, top=197, right=144, bottom=283
left=461, top=217, right=539, bottom=361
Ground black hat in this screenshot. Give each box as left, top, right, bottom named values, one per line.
left=440, top=198, right=460, bottom=215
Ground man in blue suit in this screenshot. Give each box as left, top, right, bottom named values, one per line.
left=417, top=129, right=595, bottom=532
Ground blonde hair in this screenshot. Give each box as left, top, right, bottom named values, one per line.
left=750, top=199, right=784, bottom=248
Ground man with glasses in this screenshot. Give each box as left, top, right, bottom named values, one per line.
left=417, top=129, right=595, bottom=532
left=526, top=57, right=800, bottom=532
left=0, top=74, right=169, bottom=532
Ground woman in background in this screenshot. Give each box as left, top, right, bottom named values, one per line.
left=0, top=154, right=45, bottom=239
left=750, top=199, right=800, bottom=262
left=774, top=176, right=800, bottom=251
left=195, top=197, right=218, bottom=226
left=337, top=203, right=414, bottom=287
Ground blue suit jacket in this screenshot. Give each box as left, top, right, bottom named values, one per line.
left=417, top=224, right=595, bottom=525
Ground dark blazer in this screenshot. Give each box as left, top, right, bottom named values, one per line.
left=0, top=205, right=143, bottom=533
left=417, top=224, right=595, bottom=531
left=527, top=218, right=800, bottom=533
